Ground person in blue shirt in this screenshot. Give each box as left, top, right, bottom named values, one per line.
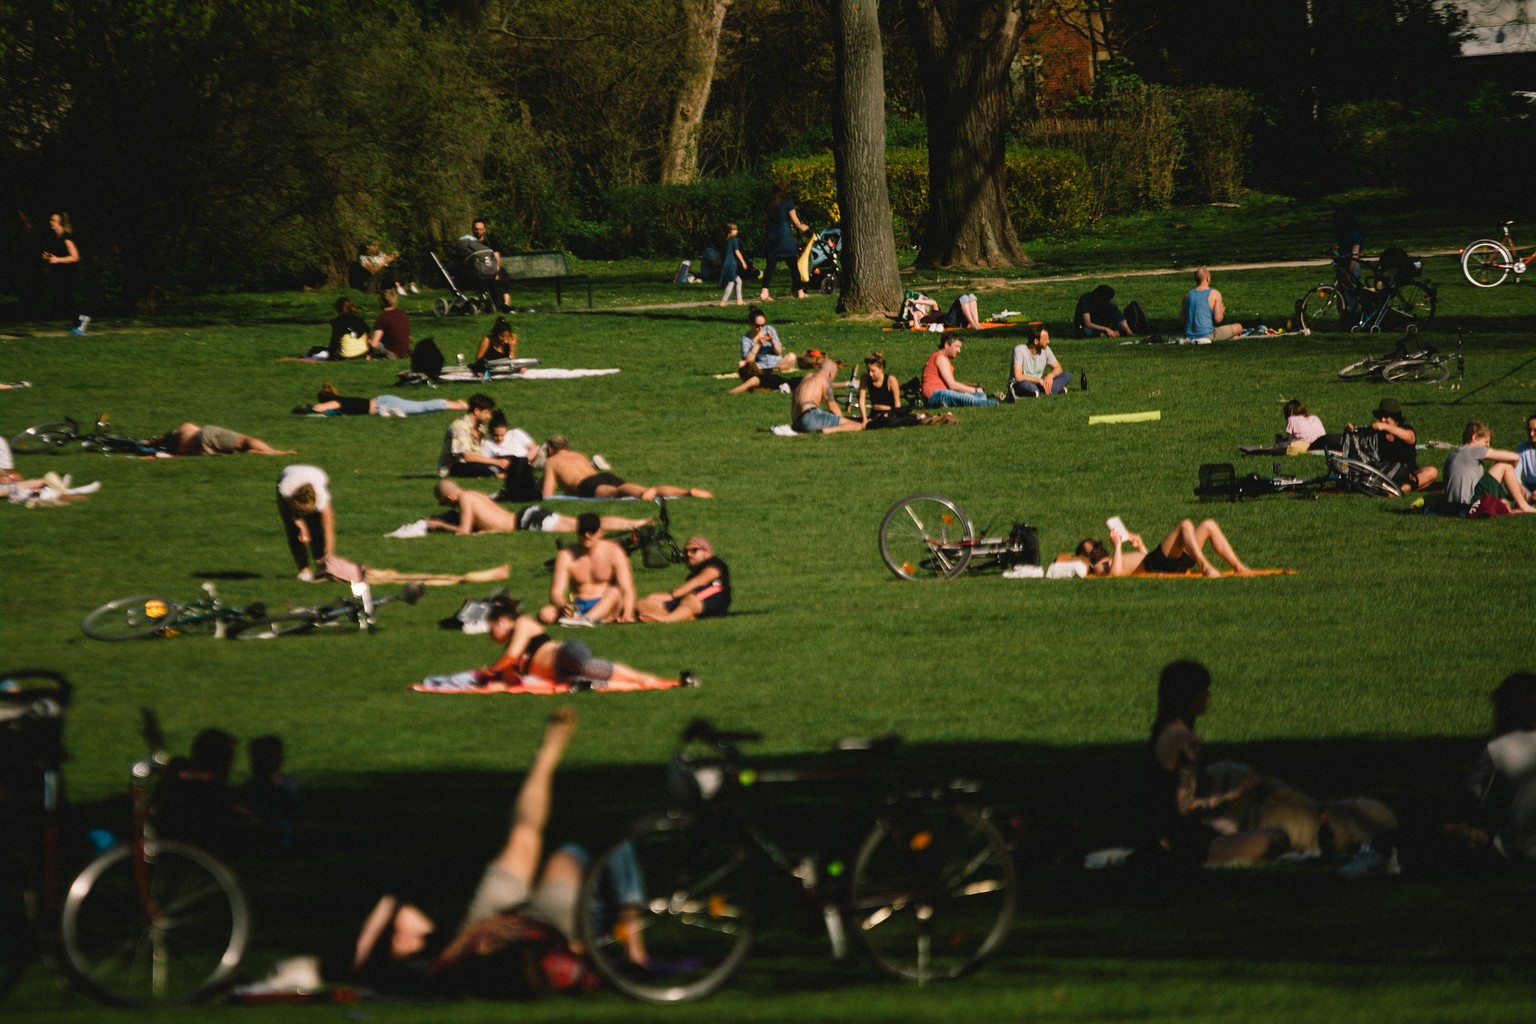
left=1182, top=267, right=1242, bottom=342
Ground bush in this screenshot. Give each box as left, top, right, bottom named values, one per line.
left=595, top=175, right=770, bottom=258
left=1181, top=87, right=1255, bottom=203
left=1003, top=147, right=1093, bottom=237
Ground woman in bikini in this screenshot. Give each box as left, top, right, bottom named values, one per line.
left=1070, top=518, right=1255, bottom=578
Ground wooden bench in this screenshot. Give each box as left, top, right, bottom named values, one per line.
left=500, top=251, right=592, bottom=308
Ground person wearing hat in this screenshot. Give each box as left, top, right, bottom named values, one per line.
left=1349, top=397, right=1437, bottom=493
left=637, top=536, right=732, bottom=622
left=791, top=352, right=863, bottom=433
left=1075, top=284, right=1132, bottom=338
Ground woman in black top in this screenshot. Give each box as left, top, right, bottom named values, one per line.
left=40, top=212, right=82, bottom=327
left=328, top=297, right=372, bottom=359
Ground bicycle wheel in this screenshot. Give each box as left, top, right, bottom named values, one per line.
left=1461, top=240, right=1511, bottom=288
left=879, top=494, right=974, bottom=581
left=62, top=840, right=249, bottom=1006
left=10, top=420, right=77, bottom=454
left=1385, top=281, right=1436, bottom=328
left=1381, top=358, right=1451, bottom=385
left=80, top=595, right=179, bottom=641
left=577, top=814, right=755, bottom=1003
left=850, top=802, right=1015, bottom=984
left=1336, top=357, right=1384, bottom=381
left=230, top=613, right=319, bottom=640
left=1296, top=284, right=1347, bottom=332
left=1330, top=455, right=1402, bottom=499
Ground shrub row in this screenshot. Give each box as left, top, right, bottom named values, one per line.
left=573, top=147, right=1091, bottom=258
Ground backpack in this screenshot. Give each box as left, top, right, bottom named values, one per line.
left=495, top=458, right=540, bottom=503
left=1123, top=300, right=1150, bottom=335
left=411, top=337, right=445, bottom=379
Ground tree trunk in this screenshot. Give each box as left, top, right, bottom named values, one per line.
left=830, top=0, right=903, bottom=314
left=659, top=0, right=733, bottom=184
left=903, top=0, right=1032, bottom=268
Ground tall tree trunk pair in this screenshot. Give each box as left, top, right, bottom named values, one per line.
left=903, top=0, right=1032, bottom=268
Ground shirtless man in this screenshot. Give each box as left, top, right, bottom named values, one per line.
left=427, top=480, right=652, bottom=535
left=538, top=436, right=713, bottom=500
left=151, top=422, right=295, bottom=456
left=791, top=355, right=863, bottom=433
left=539, top=512, right=638, bottom=625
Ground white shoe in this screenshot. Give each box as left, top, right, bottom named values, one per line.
left=386, top=519, right=429, bottom=539
left=592, top=454, right=611, bottom=472
left=410, top=283, right=419, bottom=293
left=68, top=481, right=102, bottom=496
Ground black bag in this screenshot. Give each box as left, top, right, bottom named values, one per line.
left=411, top=337, right=445, bottom=379
left=1005, top=522, right=1040, bottom=566
left=495, top=458, right=540, bottom=503
left=1123, top=301, right=1150, bottom=335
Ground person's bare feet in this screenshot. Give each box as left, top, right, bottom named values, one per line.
left=689, top=488, right=713, bottom=498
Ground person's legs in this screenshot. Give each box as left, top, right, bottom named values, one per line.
left=486, top=708, right=577, bottom=887
left=1010, top=380, right=1043, bottom=399
left=957, top=294, right=980, bottom=328
left=1211, top=323, right=1243, bottom=341
left=1049, top=371, right=1073, bottom=395
left=927, top=389, right=997, bottom=407
left=1188, top=518, right=1254, bottom=576
left=637, top=594, right=702, bottom=623
left=759, top=257, right=779, bottom=299
left=1487, top=463, right=1536, bottom=512
left=642, top=484, right=714, bottom=499
left=1407, top=465, right=1438, bottom=492
left=1207, top=827, right=1288, bottom=865
left=237, top=434, right=294, bottom=455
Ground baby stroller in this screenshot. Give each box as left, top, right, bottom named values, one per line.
left=429, top=236, right=502, bottom=318
left=802, top=227, right=842, bottom=295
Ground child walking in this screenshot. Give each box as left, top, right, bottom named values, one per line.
left=720, top=223, right=746, bottom=306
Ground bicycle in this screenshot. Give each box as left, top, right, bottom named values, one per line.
left=878, top=493, right=1039, bottom=581
left=81, top=582, right=269, bottom=640
left=1198, top=430, right=1407, bottom=502
left=577, top=718, right=1016, bottom=1003
left=229, top=580, right=425, bottom=638
left=1, top=674, right=249, bottom=1007
left=1460, top=220, right=1533, bottom=288
left=1295, top=251, right=1436, bottom=334
left=9, top=415, right=160, bottom=457
left=1337, top=328, right=1464, bottom=385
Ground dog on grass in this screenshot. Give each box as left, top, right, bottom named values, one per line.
left=1203, top=761, right=1397, bottom=854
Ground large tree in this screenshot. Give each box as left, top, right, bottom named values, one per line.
left=660, top=0, right=734, bottom=184
left=901, top=0, right=1032, bottom=268
left=829, top=0, right=902, bottom=313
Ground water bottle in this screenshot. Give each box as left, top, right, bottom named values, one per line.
left=1080, top=369, right=1089, bottom=392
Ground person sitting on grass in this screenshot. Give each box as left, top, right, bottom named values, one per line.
left=637, top=535, right=731, bottom=623
left=428, top=481, right=651, bottom=536
left=347, top=707, right=649, bottom=999
left=1516, top=411, right=1536, bottom=494
left=1182, top=267, right=1242, bottom=342
left=473, top=317, right=518, bottom=374
left=1142, top=660, right=1289, bottom=871
left=741, top=306, right=797, bottom=375
left=415, top=596, right=697, bottom=692
left=150, top=423, right=295, bottom=456
left=792, top=353, right=863, bottom=434
left=539, top=435, right=713, bottom=500
left=328, top=297, right=371, bottom=360
left=1282, top=398, right=1327, bottom=453
left=1006, top=322, right=1071, bottom=400
left=440, top=394, right=508, bottom=478
left=295, top=384, right=470, bottom=418
left=1346, top=397, right=1437, bottom=494
left=1075, top=284, right=1132, bottom=338
left=910, top=292, right=982, bottom=329
left=1438, top=420, right=1536, bottom=516
left=1070, top=517, right=1255, bottom=578
left=921, top=335, right=997, bottom=408
left=539, top=512, right=637, bottom=625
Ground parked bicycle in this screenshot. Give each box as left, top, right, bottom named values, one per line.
left=577, top=718, right=1016, bottom=1002
left=81, top=583, right=268, bottom=640
left=0, top=674, right=249, bottom=1007
left=1460, top=220, right=1532, bottom=288
left=879, top=493, right=1039, bottom=581
left=1295, top=249, right=1436, bottom=333
left=9, top=415, right=159, bottom=457
left=1198, top=427, right=1408, bottom=501
left=1337, top=327, right=1464, bottom=385
left=230, top=581, right=424, bottom=638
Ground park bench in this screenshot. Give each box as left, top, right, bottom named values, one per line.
left=501, top=251, right=592, bottom=308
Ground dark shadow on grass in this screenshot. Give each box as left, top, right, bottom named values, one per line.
left=85, top=732, right=1524, bottom=996
left=191, top=570, right=262, bottom=580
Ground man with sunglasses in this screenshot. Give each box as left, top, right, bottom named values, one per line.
left=637, top=536, right=731, bottom=623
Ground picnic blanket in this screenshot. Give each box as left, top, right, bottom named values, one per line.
left=411, top=672, right=580, bottom=695
left=1004, top=563, right=1295, bottom=580
left=437, top=367, right=619, bottom=382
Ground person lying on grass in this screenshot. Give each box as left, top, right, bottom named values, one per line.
left=342, top=707, right=649, bottom=998
left=636, top=535, right=731, bottom=623
left=539, top=512, right=636, bottom=625
left=414, top=595, right=697, bottom=692
left=538, top=435, right=713, bottom=500
left=428, top=481, right=652, bottom=537
left=1067, top=517, right=1255, bottom=578
left=150, top=422, right=295, bottom=456
left=294, top=383, right=470, bottom=418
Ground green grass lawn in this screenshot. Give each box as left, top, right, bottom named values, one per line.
left=3, top=197, right=1535, bottom=1022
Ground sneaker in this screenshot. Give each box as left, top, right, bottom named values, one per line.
left=592, top=454, right=611, bottom=472
left=68, top=481, right=102, bottom=496
left=557, top=615, right=596, bottom=628
left=386, top=518, right=429, bottom=539
left=1002, top=387, right=1016, bottom=404
left=70, top=328, right=87, bottom=336
left=566, top=678, right=595, bottom=693
left=410, top=283, right=419, bottom=294
left=679, top=671, right=700, bottom=688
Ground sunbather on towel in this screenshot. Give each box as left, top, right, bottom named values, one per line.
left=414, top=595, right=697, bottom=692
left=538, top=435, right=713, bottom=500
left=1066, top=517, right=1255, bottom=578
left=428, top=481, right=651, bottom=535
